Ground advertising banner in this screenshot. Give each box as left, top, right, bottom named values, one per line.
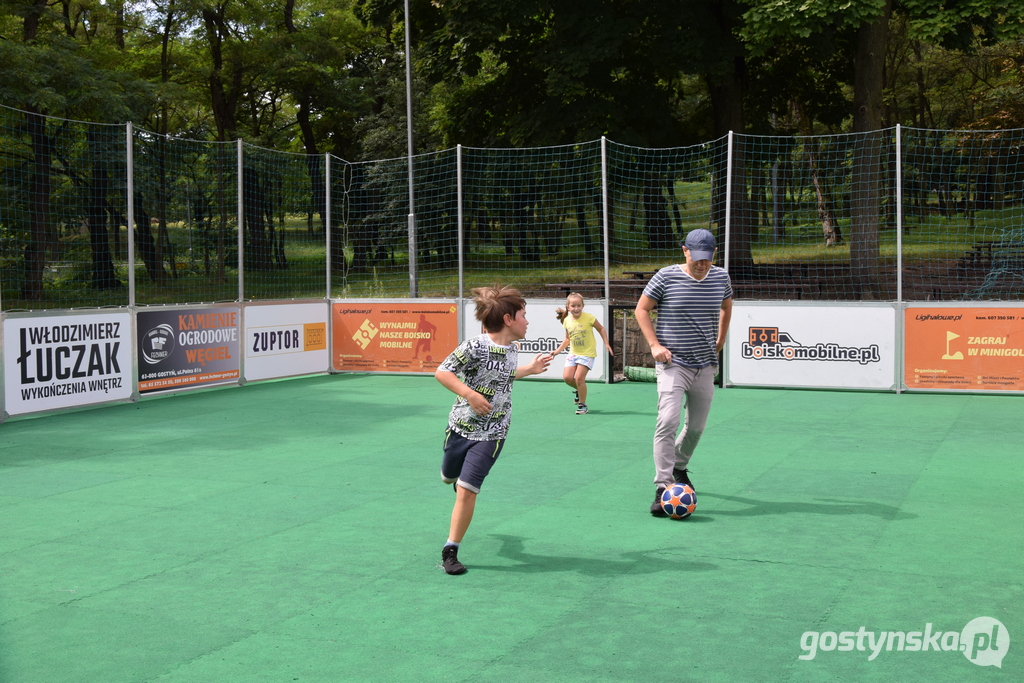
left=904, top=307, right=1024, bottom=391
left=461, top=299, right=607, bottom=381
left=332, top=302, right=459, bottom=373
left=4, top=312, right=132, bottom=416
left=727, top=304, right=896, bottom=389
left=244, top=303, right=329, bottom=381
left=137, top=307, right=240, bottom=393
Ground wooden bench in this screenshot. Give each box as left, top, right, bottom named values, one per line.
left=730, top=280, right=821, bottom=300
left=544, top=283, right=607, bottom=298
left=579, top=278, right=655, bottom=286
left=544, top=281, right=647, bottom=301
left=961, top=241, right=1024, bottom=272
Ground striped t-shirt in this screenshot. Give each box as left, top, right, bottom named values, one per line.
left=642, top=264, right=733, bottom=368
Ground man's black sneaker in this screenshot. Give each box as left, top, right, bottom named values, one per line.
left=650, top=485, right=667, bottom=517
left=673, top=468, right=693, bottom=487
left=441, top=545, right=467, bottom=575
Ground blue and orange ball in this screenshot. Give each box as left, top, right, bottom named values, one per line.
left=660, top=483, right=697, bottom=519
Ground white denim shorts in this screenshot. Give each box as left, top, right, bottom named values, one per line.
left=565, top=354, right=595, bottom=369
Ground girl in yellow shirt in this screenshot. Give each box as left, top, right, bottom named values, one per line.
left=553, top=293, right=613, bottom=414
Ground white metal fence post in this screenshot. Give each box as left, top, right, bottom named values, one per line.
left=601, top=136, right=610, bottom=300
left=457, top=144, right=464, bottom=300
left=895, top=124, right=904, bottom=394
left=896, top=124, right=903, bottom=304
left=724, top=131, right=734, bottom=272
left=237, top=139, right=244, bottom=302
left=325, top=153, right=332, bottom=299
left=126, top=121, right=136, bottom=307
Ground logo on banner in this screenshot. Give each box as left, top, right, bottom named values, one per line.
left=353, top=320, right=379, bottom=349
left=142, top=324, right=176, bottom=364
left=942, top=331, right=964, bottom=360
left=304, top=323, right=327, bottom=351
left=6, top=317, right=130, bottom=411
left=14, top=322, right=124, bottom=390
left=517, top=337, right=562, bottom=354
left=798, top=616, right=1008, bottom=667
left=742, top=326, right=880, bottom=365
left=250, top=323, right=328, bottom=356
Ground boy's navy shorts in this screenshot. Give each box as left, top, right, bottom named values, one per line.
left=440, top=429, right=505, bottom=494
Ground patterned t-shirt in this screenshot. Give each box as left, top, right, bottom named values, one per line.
left=563, top=311, right=598, bottom=357
left=642, top=264, right=733, bottom=368
left=437, top=334, right=519, bottom=441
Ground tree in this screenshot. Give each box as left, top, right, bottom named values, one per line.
left=743, top=0, right=1024, bottom=297
left=1, top=0, right=150, bottom=299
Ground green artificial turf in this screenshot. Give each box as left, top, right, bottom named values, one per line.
left=0, top=375, right=1020, bottom=681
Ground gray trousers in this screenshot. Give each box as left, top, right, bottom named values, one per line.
left=653, top=363, right=716, bottom=486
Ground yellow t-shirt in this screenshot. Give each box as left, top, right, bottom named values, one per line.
left=563, top=311, right=598, bottom=357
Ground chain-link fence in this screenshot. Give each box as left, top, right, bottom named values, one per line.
left=3, top=103, right=1024, bottom=310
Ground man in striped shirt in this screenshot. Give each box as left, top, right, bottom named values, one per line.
left=635, top=229, right=733, bottom=517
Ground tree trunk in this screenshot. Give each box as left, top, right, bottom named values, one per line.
left=643, top=173, right=673, bottom=250
left=850, top=0, right=892, bottom=299
left=202, top=6, right=238, bottom=141
left=709, top=71, right=751, bottom=273
left=23, top=108, right=52, bottom=301
left=243, top=166, right=272, bottom=270
left=134, top=194, right=167, bottom=284
left=21, top=0, right=53, bottom=301
left=806, top=141, right=841, bottom=247
left=86, top=129, right=121, bottom=290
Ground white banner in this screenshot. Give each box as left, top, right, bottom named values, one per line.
left=462, top=299, right=607, bottom=381
left=243, top=303, right=329, bottom=381
left=4, top=312, right=133, bottom=416
left=726, top=304, right=896, bottom=390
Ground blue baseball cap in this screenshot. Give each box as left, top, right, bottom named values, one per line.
left=683, top=229, right=717, bottom=261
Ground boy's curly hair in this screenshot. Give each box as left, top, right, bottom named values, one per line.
left=472, top=285, right=526, bottom=333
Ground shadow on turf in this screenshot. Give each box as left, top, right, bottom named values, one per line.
left=467, top=534, right=719, bottom=575
left=699, top=492, right=916, bottom=520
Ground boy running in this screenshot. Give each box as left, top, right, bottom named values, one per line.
left=434, top=285, right=552, bottom=574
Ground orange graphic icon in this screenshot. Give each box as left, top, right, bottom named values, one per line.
left=942, top=331, right=963, bottom=360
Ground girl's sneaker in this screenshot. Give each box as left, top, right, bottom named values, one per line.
left=573, top=390, right=580, bottom=405
left=575, top=403, right=589, bottom=415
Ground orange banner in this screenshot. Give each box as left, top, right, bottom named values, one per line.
left=332, top=303, right=459, bottom=373
left=905, top=307, right=1024, bottom=391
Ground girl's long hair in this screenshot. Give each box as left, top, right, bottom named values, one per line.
left=555, top=292, right=584, bottom=323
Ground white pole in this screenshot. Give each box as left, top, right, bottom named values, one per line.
left=126, top=121, right=139, bottom=403
left=601, top=136, right=610, bottom=300
left=895, top=124, right=903, bottom=394
left=237, top=139, right=244, bottom=302
left=325, top=153, right=332, bottom=299
left=457, top=144, right=464, bottom=299
left=724, top=131, right=734, bottom=272
left=405, top=0, right=417, bottom=297
left=895, top=124, right=903, bottom=304
left=126, top=121, right=136, bottom=307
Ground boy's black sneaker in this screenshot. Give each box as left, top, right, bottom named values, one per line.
left=650, top=485, right=667, bottom=517
left=441, top=545, right=467, bottom=575
left=673, top=468, right=693, bottom=487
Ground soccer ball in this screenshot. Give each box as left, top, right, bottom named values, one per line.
left=661, top=483, right=697, bottom=519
